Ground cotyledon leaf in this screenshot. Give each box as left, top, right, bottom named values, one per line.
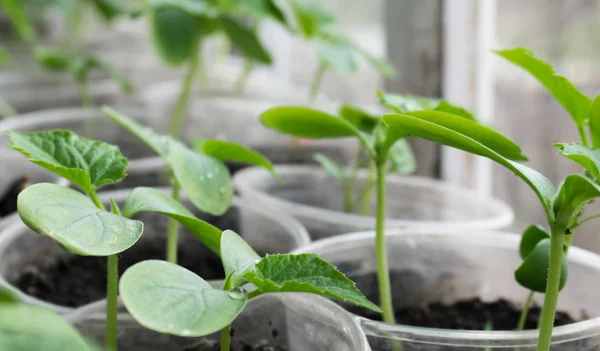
left=220, top=230, right=261, bottom=289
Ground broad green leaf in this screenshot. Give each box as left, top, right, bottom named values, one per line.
left=150, top=0, right=220, bottom=16
left=151, top=6, right=200, bottom=66
left=0, top=288, right=19, bottom=304
left=18, top=183, right=143, bottom=256
left=194, top=138, right=277, bottom=177
left=339, top=104, right=380, bottom=133
left=8, top=130, right=128, bottom=194
left=515, top=239, right=567, bottom=293
left=387, top=111, right=527, bottom=161
left=0, top=0, right=36, bottom=44
left=387, top=139, right=416, bottom=174
left=496, top=48, right=591, bottom=126
left=291, top=0, right=335, bottom=37
left=382, top=114, right=556, bottom=220
left=261, top=106, right=363, bottom=139
left=34, top=47, right=72, bottom=72
left=221, top=230, right=261, bottom=289
left=219, top=16, right=272, bottom=64
left=377, top=91, right=440, bottom=113
left=435, top=101, right=477, bottom=121
left=589, top=95, right=600, bottom=148
left=122, top=187, right=222, bottom=254
left=519, top=225, right=550, bottom=259
left=88, top=0, right=131, bottom=21
left=313, top=153, right=347, bottom=179
left=245, top=253, right=381, bottom=312
left=313, top=35, right=357, bottom=74
left=554, top=142, right=600, bottom=179
left=103, top=106, right=170, bottom=157
left=168, top=140, right=233, bottom=215
left=0, top=304, right=94, bottom=351
left=120, top=260, right=247, bottom=336
left=552, top=174, right=600, bottom=221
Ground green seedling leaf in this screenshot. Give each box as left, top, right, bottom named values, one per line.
left=385, top=111, right=527, bottom=161
left=0, top=0, right=36, bottom=44
left=123, top=187, right=222, bottom=254
left=34, top=46, right=72, bottom=71
left=168, top=140, right=233, bottom=215
left=0, top=304, right=95, bottom=351
left=221, top=230, right=261, bottom=289
left=103, top=107, right=170, bottom=157
left=377, top=91, right=440, bottom=113
left=150, top=0, right=220, bottom=16
left=88, top=0, right=132, bottom=21
left=245, top=253, right=381, bottom=312
left=388, top=139, right=416, bottom=174
left=120, top=260, right=247, bottom=337
left=519, top=225, right=550, bottom=259
left=0, top=46, right=11, bottom=67
left=589, top=95, right=600, bottom=148
left=194, top=138, right=277, bottom=177
left=382, top=114, right=556, bottom=220
left=339, top=104, right=380, bottom=133
left=85, top=56, right=134, bottom=93
left=553, top=174, right=600, bottom=221
left=313, top=35, right=357, bottom=74
left=219, top=16, right=272, bottom=64
left=361, top=51, right=396, bottom=78
left=0, top=288, right=19, bottom=304
left=515, top=238, right=568, bottom=293
left=8, top=130, right=128, bottom=194
left=313, top=153, right=347, bottom=179
left=554, top=142, right=600, bottom=179
left=151, top=6, right=200, bottom=66
left=18, top=183, right=143, bottom=256
left=290, top=0, right=335, bottom=37
left=496, top=48, right=591, bottom=126
left=435, top=101, right=477, bottom=121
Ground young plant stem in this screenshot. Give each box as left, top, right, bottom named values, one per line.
left=166, top=182, right=181, bottom=264
left=536, top=227, right=566, bottom=351
left=220, top=324, right=231, bottom=351
left=516, top=291, right=535, bottom=331
left=169, top=40, right=201, bottom=138
left=106, top=254, right=119, bottom=351
left=375, top=161, right=395, bottom=324
left=344, top=147, right=365, bottom=213
left=578, top=125, right=591, bottom=148
left=233, top=59, right=254, bottom=94
left=356, top=162, right=376, bottom=215
left=308, top=62, right=326, bottom=104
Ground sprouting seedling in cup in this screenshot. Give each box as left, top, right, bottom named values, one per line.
left=119, top=230, right=380, bottom=351
left=382, top=107, right=600, bottom=351
left=259, top=94, right=483, bottom=324
left=495, top=47, right=600, bottom=332
left=103, top=107, right=277, bottom=264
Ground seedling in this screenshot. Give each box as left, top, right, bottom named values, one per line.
left=381, top=83, right=600, bottom=350
left=259, top=94, right=482, bottom=324
left=0, top=45, right=17, bottom=118
left=119, top=229, right=380, bottom=351
left=103, top=107, right=276, bottom=264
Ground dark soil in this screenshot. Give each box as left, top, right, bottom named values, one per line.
left=184, top=340, right=286, bottom=351
left=13, top=239, right=228, bottom=308
left=349, top=297, right=576, bottom=331
left=0, top=176, right=29, bottom=217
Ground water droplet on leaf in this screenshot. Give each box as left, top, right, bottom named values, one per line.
left=228, top=287, right=246, bottom=300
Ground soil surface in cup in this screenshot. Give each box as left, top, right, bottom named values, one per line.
left=184, top=340, right=285, bottom=351
left=0, top=176, right=29, bottom=218
left=12, top=238, right=268, bottom=308
left=344, top=270, right=578, bottom=330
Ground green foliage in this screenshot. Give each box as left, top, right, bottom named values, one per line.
left=387, top=139, right=416, bottom=174
left=0, top=288, right=19, bottom=304
left=496, top=48, right=591, bottom=127
left=194, top=138, right=277, bottom=177
left=378, top=91, right=478, bottom=121
left=18, top=183, right=144, bottom=256
left=104, top=107, right=170, bottom=156
left=0, top=46, right=10, bottom=67
left=218, top=16, right=272, bottom=64
left=151, top=6, right=203, bottom=66
left=120, top=260, right=247, bottom=337
left=313, top=153, right=347, bottom=179
left=590, top=95, right=600, bottom=148
left=8, top=130, right=128, bottom=194
left=245, top=253, right=381, bottom=312
left=122, top=187, right=222, bottom=254
left=0, top=0, right=36, bottom=44
left=552, top=174, right=600, bottom=221
left=338, top=104, right=380, bottom=133
left=554, top=142, right=600, bottom=179
left=221, top=230, right=261, bottom=289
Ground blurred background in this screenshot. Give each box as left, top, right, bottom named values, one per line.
left=1, top=0, right=599, bottom=250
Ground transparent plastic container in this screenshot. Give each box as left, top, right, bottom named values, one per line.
left=140, top=81, right=356, bottom=167
left=66, top=294, right=371, bottom=351
left=234, top=165, right=515, bottom=240
left=0, top=188, right=310, bottom=314
left=293, top=228, right=600, bottom=350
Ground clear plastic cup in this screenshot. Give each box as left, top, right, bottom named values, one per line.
left=66, top=294, right=371, bottom=351
left=293, top=228, right=600, bottom=350
left=0, top=188, right=310, bottom=314
left=234, top=165, right=515, bottom=240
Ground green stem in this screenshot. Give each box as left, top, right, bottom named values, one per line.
left=578, top=125, right=591, bottom=148
left=308, top=62, right=326, bottom=104
left=516, top=291, right=535, bottom=330
left=375, top=161, right=395, bottom=324
left=573, top=213, right=600, bottom=229
left=342, top=177, right=354, bottom=213
left=169, top=40, right=201, bottom=138
left=106, top=254, right=119, bottom=351
left=220, top=324, right=231, bottom=351
left=166, top=182, right=181, bottom=263
left=356, top=162, right=376, bottom=216
left=233, top=59, right=254, bottom=94
left=60, top=0, right=83, bottom=50
left=89, top=191, right=105, bottom=211
left=536, top=227, right=566, bottom=351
